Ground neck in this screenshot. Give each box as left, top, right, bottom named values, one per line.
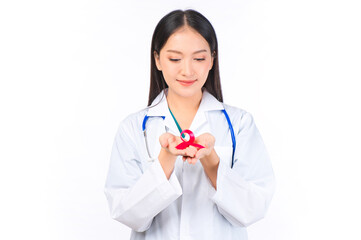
left=166, top=89, right=203, bottom=112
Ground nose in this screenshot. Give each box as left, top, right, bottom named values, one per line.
left=180, top=59, right=194, bottom=78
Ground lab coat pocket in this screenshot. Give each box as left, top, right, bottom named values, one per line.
left=214, top=146, right=233, bottom=168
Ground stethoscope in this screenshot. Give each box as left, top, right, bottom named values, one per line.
left=142, top=108, right=236, bottom=168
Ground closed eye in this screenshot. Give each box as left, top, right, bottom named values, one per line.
left=169, top=58, right=180, bottom=62
left=195, top=58, right=205, bottom=61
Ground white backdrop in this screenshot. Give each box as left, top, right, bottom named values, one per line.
left=1, top=0, right=361, bottom=239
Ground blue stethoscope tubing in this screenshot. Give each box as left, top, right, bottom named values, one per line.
left=221, top=109, right=236, bottom=168
left=142, top=109, right=236, bottom=168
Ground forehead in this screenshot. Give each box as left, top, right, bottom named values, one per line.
left=161, top=27, right=210, bottom=54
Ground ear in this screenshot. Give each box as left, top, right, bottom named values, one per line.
left=154, top=51, right=162, bottom=71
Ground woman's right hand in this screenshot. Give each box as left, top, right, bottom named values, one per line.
left=158, top=133, right=197, bottom=179
left=159, top=133, right=196, bottom=157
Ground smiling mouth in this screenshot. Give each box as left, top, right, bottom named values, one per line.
left=177, top=80, right=197, bottom=83
left=177, top=79, right=197, bottom=86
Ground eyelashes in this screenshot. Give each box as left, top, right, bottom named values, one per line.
left=169, top=58, right=205, bottom=62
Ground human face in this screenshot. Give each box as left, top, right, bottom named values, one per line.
left=154, top=26, right=214, bottom=99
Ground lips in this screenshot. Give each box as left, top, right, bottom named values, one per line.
left=177, top=79, right=197, bottom=86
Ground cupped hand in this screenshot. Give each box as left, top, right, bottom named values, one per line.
left=182, top=133, right=215, bottom=165
left=159, top=132, right=197, bottom=159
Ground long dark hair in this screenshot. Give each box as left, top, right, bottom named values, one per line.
left=148, top=9, right=223, bottom=106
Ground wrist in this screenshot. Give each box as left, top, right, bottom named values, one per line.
left=159, top=147, right=177, bottom=161
left=200, top=149, right=219, bottom=168
left=200, top=149, right=219, bottom=190
left=158, top=148, right=177, bottom=179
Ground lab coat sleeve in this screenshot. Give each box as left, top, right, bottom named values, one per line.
left=210, top=111, right=275, bottom=227
left=104, top=121, right=182, bottom=232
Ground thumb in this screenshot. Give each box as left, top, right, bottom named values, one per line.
left=168, top=136, right=176, bottom=144
left=159, top=133, right=173, bottom=148
left=160, top=139, right=168, bottom=148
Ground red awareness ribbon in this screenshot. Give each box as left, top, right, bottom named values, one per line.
left=175, top=129, right=205, bottom=150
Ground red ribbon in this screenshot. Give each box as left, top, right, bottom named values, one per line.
left=175, top=129, right=204, bottom=150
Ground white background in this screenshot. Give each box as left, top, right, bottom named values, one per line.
left=1, top=0, right=360, bottom=239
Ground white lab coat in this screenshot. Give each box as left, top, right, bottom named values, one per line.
left=104, top=89, right=275, bottom=240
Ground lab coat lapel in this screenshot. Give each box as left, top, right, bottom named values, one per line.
left=147, top=89, right=225, bottom=135
left=190, top=90, right=224, bottom=133
left=147, top=90, right=180, bottom=135
left=189, top=107, right=207, bottom=133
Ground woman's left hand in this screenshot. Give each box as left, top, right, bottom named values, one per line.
left=182, top=133, right=215, bottom=165
left=184, top=133, right=220, bottom=189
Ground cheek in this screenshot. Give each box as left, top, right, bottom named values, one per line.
left=161, top=62, right=179, bottom=84
left=161, top=59, right=178, bottom=73
left=198, top=61, right=212, bottom=75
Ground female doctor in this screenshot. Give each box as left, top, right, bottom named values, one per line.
left=105, top=9, right=275, bottom=240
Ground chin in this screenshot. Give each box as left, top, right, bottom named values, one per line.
left=173, top=87, right=203, bottom=98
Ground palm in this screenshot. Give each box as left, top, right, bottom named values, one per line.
left=159, top=132, right=216, bottom=165
left=195, top=133, right=215, bottom=149
left=194, top=133, right=215, bottom=159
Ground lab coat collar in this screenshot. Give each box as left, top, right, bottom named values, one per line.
left=147, top=88, right=224, bottom=133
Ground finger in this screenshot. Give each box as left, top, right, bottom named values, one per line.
left=189, top=157, right=197, bottom=165
left=196, top=134, right=215, bottom=148
left=159, top=133, right=175, bottom=148
left=167, top=136, right=181, bottom=151
left=168, top=137, right=192, bottom=156
left=169, top=144, right=188, bottom=157
left=185, top=146, right=197, bottom=158
left=168, top=136, right=181, bottom=148
left=195, top=148, right=208, bottom=159
left=167, top=136, right=176, bottom=144
left=205, top=142, right=215, bottom=149
left=159, top=136, right=168, bottom=148
left=191, top=157, right=198, bottom=165
left=190, top=146, right=198, bottom=155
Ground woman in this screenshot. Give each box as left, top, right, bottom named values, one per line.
left=105, top=9, right=275, bottom=240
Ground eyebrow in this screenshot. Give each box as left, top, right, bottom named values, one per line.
left=166, top=49, right=208, bottom=54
